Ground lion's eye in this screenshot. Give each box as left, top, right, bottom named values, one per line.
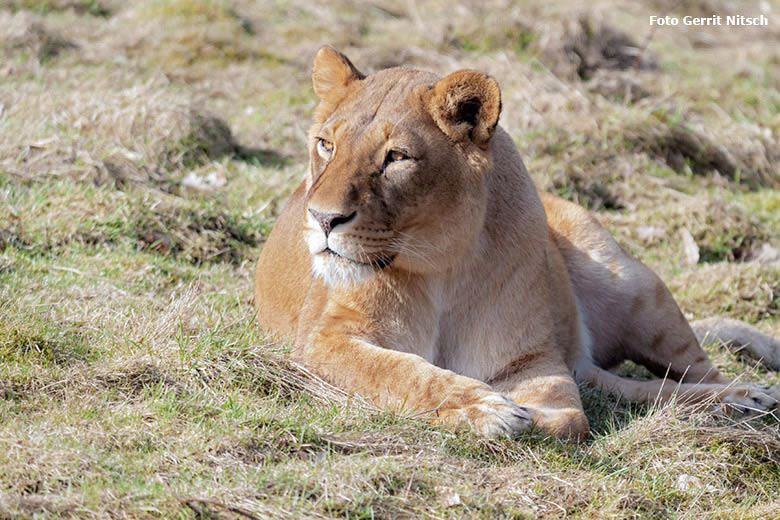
left=382, top=150, right=410, bottom=171
left=316, top=139, right=333, bottom=160
left=384, top=149, right=408, bottom=167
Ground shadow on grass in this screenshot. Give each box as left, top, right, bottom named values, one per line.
left=581, top=386, right=652, bottom=437
left=581, top=361, right=655, bottom=436
left=234, top=145, right=290, bottom=168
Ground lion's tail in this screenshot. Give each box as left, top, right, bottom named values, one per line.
left=690, top=317, right=780, bottom=371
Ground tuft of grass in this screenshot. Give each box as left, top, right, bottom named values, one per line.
left=625, top=113, right=779, bottom=188
left=0, top=179, right=273, bottom=265
left=5, top=0, right=112, bottom=17
left=669, top=263, right=780, bottom=324
left=0, top=10, right=78, bottom=62
left=0, top=314, right=92, bottom=366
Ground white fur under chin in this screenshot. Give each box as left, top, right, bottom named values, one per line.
left=312, top=254, right=376, bottom=288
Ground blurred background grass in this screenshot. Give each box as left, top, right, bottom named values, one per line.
left=1, top=1, right=779, bottom=518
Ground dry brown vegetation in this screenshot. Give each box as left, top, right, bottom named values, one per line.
left=1, top=0, right=779, bottom=518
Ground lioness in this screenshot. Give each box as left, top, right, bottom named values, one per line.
left=254, top=47, right=780, bottom=439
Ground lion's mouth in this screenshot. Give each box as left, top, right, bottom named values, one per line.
left=321, top=248, right=395, bottom=270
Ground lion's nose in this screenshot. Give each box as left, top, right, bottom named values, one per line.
left=308, top=209, right=356, bottom=237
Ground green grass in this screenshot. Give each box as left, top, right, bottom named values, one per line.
left=1, top=0, right=780, bottom=518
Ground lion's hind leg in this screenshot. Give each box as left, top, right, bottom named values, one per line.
left=606, top=266, right=780, bottom=413
left=691, top=317, right=780, bottom=371
left=612, top=267, right=732, bottom=385
left=578, top=363, right=779, bottom=416
left=595, top=271, right=779, bottom=414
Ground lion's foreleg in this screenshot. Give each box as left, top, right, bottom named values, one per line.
left=300, top=326, right=533, bottom=438
left=491, top=353, right=590, bottom=441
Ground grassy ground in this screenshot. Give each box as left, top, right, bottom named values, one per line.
left=1, top=0, right=779, bottom=518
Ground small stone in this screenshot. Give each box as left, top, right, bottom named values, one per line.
left=676, top=474, right=718, bottom=493
left=182, top=171, right=227, bottom=192
left=680, top=228, right=700, bottom=265
left=435, top=486, right=461, bottom=507
left=676, top=474, right=702, bottom=492
left=746, top=243, right=779, bottom=264
left=636, top=226, right=665, bottom=243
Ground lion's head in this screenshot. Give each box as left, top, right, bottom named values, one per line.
left=302, top=47, right=503, bottom=286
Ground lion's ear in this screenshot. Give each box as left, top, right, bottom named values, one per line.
left=312, top=47, right=364, bottom=110
left=423, top=70, right=501, bottom=148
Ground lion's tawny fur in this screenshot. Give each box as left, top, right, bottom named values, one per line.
left=254, top=48, right=779, bottom=440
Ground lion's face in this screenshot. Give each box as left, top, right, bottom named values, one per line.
left=302, top=48, right=502, bottom=286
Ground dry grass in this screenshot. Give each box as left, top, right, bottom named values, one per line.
left=1, top=0, right=780, bottom=518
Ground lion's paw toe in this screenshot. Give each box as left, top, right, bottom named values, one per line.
left=468, top=393, right=533, bottom=438
left=721, top=386, right=779, bottom=416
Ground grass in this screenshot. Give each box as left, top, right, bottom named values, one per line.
left=1, top=0, right=779, bottom=518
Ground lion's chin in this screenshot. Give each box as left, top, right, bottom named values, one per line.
left=311, top=251, right=378, bottom=287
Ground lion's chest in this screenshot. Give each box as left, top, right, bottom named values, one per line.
left=433, top=287, right=528, bottom=382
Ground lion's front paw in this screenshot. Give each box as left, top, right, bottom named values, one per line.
left=438, top=392, right=533, bottom=438
left=719, top=385, right=779, bottom=416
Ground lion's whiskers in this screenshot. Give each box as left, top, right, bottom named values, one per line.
left=387, top=236, right=437, bottom=270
